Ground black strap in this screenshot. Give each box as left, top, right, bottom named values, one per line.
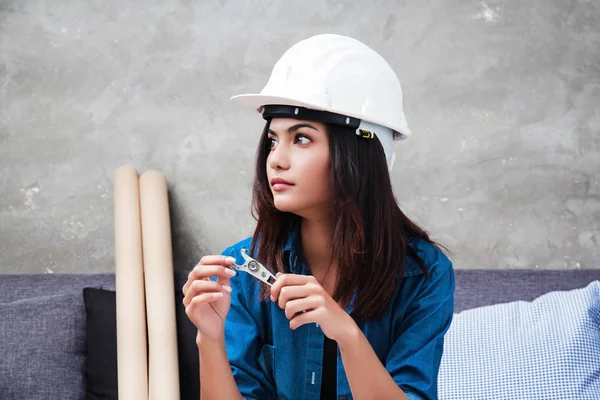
left=320, top=336, right=338, bottom=399
left=262, top=105, right=361, bottom=130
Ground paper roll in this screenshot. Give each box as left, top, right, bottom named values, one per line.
left=114, top=165, right=149, bottom=400
left=139, top=170, right=180, bottom=400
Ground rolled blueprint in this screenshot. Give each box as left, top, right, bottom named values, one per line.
left=139, top=170, right=180, bottom=400
left=114, top=165, right=149, bottom=400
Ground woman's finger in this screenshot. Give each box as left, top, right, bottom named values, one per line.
left=284, top=295, right=324, bottom=320
left=270, top=274, right=316, bottom=301
left=183, top=278, right=216, bottom=307
left=277, top=283, right=317, bottom=309
left=199, top=255, right=237, bottom=266
left=289, top=307, right=325, bottom=330
left=184, top=292, right=225, bottom=315
left=182, top=279, right=231, bottom=307
left=183, top=263, right=236, bottom=294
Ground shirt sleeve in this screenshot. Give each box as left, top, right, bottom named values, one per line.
left=220, top=246, right=277, bottom=400
left=385, top=259, right=455, bottom=400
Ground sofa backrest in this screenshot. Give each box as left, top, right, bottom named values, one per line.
left=0, top=273, right=115, bottom=303
left=453, top=269, right=600, bottom=312
left=2, top=269, right=599, bottom=313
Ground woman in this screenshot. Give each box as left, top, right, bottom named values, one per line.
left=182, top=34, right=455, bottom=400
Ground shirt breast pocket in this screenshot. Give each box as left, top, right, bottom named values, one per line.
left=256, top=343, right=276, bottom=388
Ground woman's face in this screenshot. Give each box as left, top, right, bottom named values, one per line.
left=266, top=118, right=332, bottom=217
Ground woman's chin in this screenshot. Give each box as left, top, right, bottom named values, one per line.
left=273, top=197, right=301, bottom=214
left=273, top=203, right=296, bottom=213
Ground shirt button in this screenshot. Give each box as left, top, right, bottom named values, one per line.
left=340, top=397, right=347, bottom=400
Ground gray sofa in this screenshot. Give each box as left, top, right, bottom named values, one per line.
left=1, top=269, right=599, bottom=399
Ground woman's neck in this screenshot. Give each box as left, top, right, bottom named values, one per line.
left=300, top=215, right=338, bottom=291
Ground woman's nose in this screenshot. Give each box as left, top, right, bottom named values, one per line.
left=268, top=143, right=290, bottom=170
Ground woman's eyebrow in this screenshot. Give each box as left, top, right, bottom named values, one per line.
left=268, top=123, right=318, bottom=136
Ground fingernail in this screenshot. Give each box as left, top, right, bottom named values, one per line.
left=214, top=292, right=224, bottom=297
left=226, top=257, right=236, bottom=264
left=225, top=268, right=236, bottom=276
left=276, top=272, right=282, bottom=277
left=270, top=295, right=275, bottom=302
left=223, top=285, right=232, bottom=292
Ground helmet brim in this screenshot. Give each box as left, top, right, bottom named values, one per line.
left=231, top=94, right=324, bottom=113
left=230, top=93, right=412, bottom=138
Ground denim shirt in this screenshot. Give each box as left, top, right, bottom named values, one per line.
left=221, top=227, right=455, bottom=400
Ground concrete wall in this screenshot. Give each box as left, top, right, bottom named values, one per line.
left=1, top=0, right=599, bottom=274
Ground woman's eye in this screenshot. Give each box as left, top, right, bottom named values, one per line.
left=268, top=137, right=278, bottom=149
left=295, top=134, right=311, bottom=145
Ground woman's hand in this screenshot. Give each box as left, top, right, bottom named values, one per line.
left=270, top=273, right=358, bottom=343
left=182, top=255, right=237, bottom=343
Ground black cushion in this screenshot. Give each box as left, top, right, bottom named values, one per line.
left=83, top=288, right=118, bottom=400
left=83, top=288, right=199, bottom=400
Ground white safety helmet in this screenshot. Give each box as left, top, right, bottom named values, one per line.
left=231, top=34, right=411, bottom=171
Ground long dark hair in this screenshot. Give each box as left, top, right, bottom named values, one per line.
left=250, top=119, right=447, bottom=320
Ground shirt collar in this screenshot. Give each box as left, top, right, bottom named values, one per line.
left=283, top=221, right=303, bottom=274
left=283, top=223, right=298, bottom=252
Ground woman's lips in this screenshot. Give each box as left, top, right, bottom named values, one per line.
left=272, top=182, right=293, bottom=191
left=271, top=178, right=294, bottom=191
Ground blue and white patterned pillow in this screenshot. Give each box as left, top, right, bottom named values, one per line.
left=438, top=281, right=600, bottom=400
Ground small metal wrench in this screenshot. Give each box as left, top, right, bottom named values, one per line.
left=229, top=249, right=277, bottom=286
